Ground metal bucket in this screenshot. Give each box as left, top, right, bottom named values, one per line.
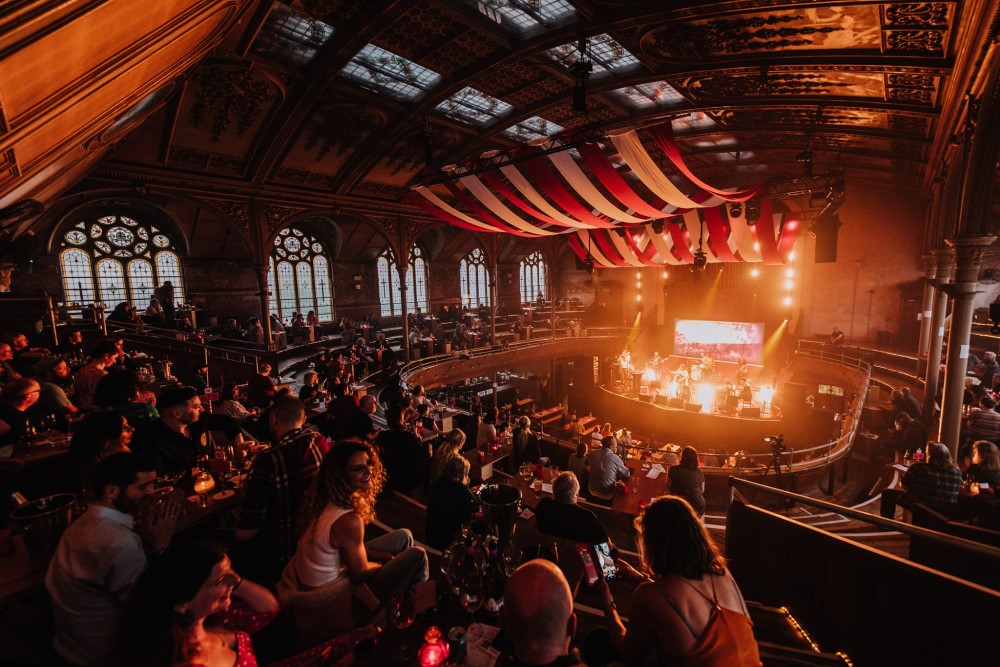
left=478, top=483, right=521, bottom=547
left=9, top=493, right=76, bottom=555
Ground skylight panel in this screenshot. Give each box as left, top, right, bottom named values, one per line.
left=502, top=116, right=565, bottom=143
left=436, top=88, right=514, bottom=126
left=341, top=44, right=442, bottom=101
left=543, top=34, right=639, bottom=74
left=251, top=2, right=334, bottom=67
left=468, top=0, right=577, bottom=37
left=672, top=112, right=718, bottom=133
left=611, top=81, right=685, bottom=109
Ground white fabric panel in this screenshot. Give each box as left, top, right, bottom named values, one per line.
left=413, top=186, right=508, bottom=233
left=647, top=226, right=684, bottom=265
left=574, top=230, right=618, bottom=268
left=499, top=165, right=597, bottom=229
left=548, top=151, right=651, bottom=223
left=635, top=231, right=671, bottom=265
left=608, top=230, right=646, bottom=267
left=458, top=175, right=556, bottom=235
left=728, top=208, right=763, bottom=262
left=611, top=132, right=708, bottom=209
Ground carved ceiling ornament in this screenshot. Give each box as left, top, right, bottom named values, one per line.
left=885, top=30, right=945, bottom=54
left=640, top=12, right=843, bottom=62
left=264, top=204, right=305, bottom=234
left=686, top=72, right=851, bottom=99
left=888, top=114, right=930, bottom=137
left=202, top=198, right=251, bottom=233
left=304, top=105, right=384, bottom=162
left=883, top=3, right=950, bottom=28
left=714, top=106, right=884, bottom=129
left=191, top=67, right=275, bottom=142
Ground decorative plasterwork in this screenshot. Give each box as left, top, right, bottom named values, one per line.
left=264, top=204, right=304, bottom=234
left=304, top=105, right=385, bottom=161
left=191, top=67, right=275, bottom=142
left=201, top=198, right=250, bottom=233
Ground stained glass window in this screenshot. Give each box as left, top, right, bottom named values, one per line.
left=59, top=215, right=185, bottom=310
left=460, top=247, right=491, bottom=309
left=377, top=246, right=427, bottom=316
left=519, top=250, right=547, bottom=304
left=266, top=226, right=334, bottom=321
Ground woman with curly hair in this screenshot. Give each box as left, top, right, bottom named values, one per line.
left=278, top=441, right=428, bottom=644
left=596, top=496, right=761, bottom=666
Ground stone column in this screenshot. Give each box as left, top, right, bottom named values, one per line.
left=489, top=263, right=497, bottom=344
left=938, top=236, right=996, bottom=457
left=922, top=249, right=954, bottom=421
left=399, top=264, right=410, bottom=361
left=253, top=264, right=273, bottom=350
left=915, top=254, right=937, bottom=376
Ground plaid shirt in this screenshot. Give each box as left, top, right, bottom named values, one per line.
left=966, top=408, right=1000, bottom=443
left=902, top=462, right=963, bottom=514
left=237, top=427, right=322, bottom=564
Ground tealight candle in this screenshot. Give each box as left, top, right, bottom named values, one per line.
left=418, top=626, right=449, bottom=667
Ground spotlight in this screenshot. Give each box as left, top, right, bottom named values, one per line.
left=651, top=219, right=665, bottom=234
left=571, top=37, right=593, bottom=113
left=744, top=198, right=760, bottom=226
left=585, top=257, right=595, bottom=274
left=692, top=250, right=707, bottom=269
left=729, top=201, right=743, bottom=218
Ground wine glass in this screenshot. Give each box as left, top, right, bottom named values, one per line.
left=459, top=570, right=484, bottom=616
left=192, top=471, right=215, bottom=507
left=388, top=588, right=416, bottom=630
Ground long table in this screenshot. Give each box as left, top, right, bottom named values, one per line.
left=510, top=460, right=667, bottom=516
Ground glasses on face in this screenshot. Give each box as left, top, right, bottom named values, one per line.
left=213, top=571, right=241, bottom=588
left=122, top=424, right=135, bottom=433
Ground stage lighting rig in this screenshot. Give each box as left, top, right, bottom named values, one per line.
left=692, top=250, right=707, bottom=269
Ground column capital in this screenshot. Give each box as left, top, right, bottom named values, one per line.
left=930, top=247, right=956, bottom=283
left=919, top=253, right=937, bottom=278
left=945, top=235, right=997, bottom=283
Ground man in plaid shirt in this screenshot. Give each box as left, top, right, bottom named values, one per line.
left=901, top=442, right=963, bottom=516
left=235, top=393, right=323, bottom=585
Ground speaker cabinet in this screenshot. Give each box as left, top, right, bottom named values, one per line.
left=638, top=394, right=653, bottom=403
left=654, top=394, right=672, bottom=406
left=739, top=406, right=761, bottom=418
left=668, top=398, right=685, bottom=409
left=683, top=402, right=703, bottom=413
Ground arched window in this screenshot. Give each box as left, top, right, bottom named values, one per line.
left=460, top=247, right=491, bottom=309
left=267, top=227, right=335, bottom=321
left=519, top=250, right=547, bottom=304
left=59, top=215, right=185, bottom=309
left=377, top=246, right=429, bottom=317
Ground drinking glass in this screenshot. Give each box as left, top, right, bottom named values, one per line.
left=388, top=588, right=416, bottom=630
left=458, top=570, right=484, bottom=616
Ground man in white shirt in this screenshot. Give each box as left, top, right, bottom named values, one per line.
left=45, top=453, right=176, bottom=666
left=587, top=435, right=631, bottom=504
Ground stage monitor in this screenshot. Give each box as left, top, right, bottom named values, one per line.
left=673, top=319, right=764, bottom=364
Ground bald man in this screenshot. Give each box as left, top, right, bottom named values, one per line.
left=503, top=559, right=585, bottom=667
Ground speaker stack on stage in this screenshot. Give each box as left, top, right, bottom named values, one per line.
left=668, top=398, right=685, bottom=409
left=740, top=406, right=761, bottom=418
left=684, top=402, right=703, bottom=413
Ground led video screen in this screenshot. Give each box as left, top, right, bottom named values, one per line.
left=673, top=319, right=764, bottom=364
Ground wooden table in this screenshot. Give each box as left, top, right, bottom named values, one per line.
left=350, top=382, right=375, bottom=398
left=0, top=431, right=71, bottom=472
left=510, top=459, right=668, bottom=516
left=463, top=443, right=510, bottom=481
left=532, top=405, right=564, bottom=425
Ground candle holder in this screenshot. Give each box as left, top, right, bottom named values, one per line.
left=417, top=626, right=449, bottom=667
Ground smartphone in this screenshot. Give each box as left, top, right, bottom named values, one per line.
left=593, top=542, right=617, bottom=581
left=576, top=543, right=600, bottom=585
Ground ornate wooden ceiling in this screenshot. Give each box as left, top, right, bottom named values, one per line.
left=3, top=0, right=999, bottom=246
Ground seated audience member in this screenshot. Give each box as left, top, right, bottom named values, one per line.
left=376, top=406, right=431, bottom=493
left=144, top=297, right=164, bottom=323
left=245, top=317, right=265, bottom=345
left=247, top=363, right=276, bottom=409
left=122, top=541, right=373, bottom=667
left=298, top=370, right=321, bottom=405
left=966, top=395, right=1000, bottom=444
left=567, top=442, right=589, bottom=485
left=9, top=332, right=51, bottom=375
left=536, top=471, right=609, bottom=545
left=325, top=381, right=360, bottom=433
left=74, top=341, right=119, bottom=410
left=0, top=342, right=22, bottom=385
left=666, top=446, right=706, bottom=518
left=221, top=318, right=244, bottom=340
left=235, top=394, right=323, bottom=585
left=215, top=381, right=252, bottom=421
left=974, top=351, right=1000, bottom=388
left=342, top=394, right=378, bottom=441
left=0, top=378, right=40, bottom=446
left=503, top=559, right=585, bottom=667
left=430, top=428, right=466, bottom=483
left=965, top=440, right=1000, bottom=493
left=280, top=441, right=428, bottom=644
left=415, top=402, right=444, bottom=436
left=53, top=411, right=134, bottom=498
left=33, top=356, right=79, bottom=418
left=191, top=362, right=210, bottom=393
left=890, top=412, right=928, bottom=460
left=133, top=385, right=243, bottom=475
left=830, top=326, right=845, bottom=346
left=306, top=310, right=320, bottom=327
left=93, top=369, right=159, bottom=428
left=510, top=415, right=541, bottom=472
left=898, top=441, right=964, bottom=516
left=587, top=435, right=630, bottom=503
left=426, top=455, right=478, bottom=550
left=597, top=496, right=761, bottom=666
left=46, top=453, right=176, bottom=667
left=477, top=407, right=499, bottom=449
left=56, top=329, right=86, bottom=361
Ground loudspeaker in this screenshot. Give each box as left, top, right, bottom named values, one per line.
left=739, top=406, right=761, bottom=418
left=683, top=402, right=703, bottom=413
left=991, top=302, right=1000, bottom=323
left=782, top=382, right=808, bottom=405
left=638, top=394, right=653, bottom=403
left=724, top=395, right=739, bottom=412
left=813, top=214, right=841, bottom=264
left=669, top=398, right=685, bottom=409
left=654, top=394, right=672, bottom=406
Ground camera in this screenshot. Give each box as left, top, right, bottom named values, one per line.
left=763, top=435, right=786, bottom=452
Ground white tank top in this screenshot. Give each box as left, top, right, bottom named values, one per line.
left=294, top=505, right=353, bottom=589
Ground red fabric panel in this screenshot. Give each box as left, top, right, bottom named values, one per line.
left=520, top=159, right=617, bottom=228
left=589, top=229, right=629, bottom=267
left=650, top=123, right=762, bottom=202
left=625, top=227, right=662, bottom=264
left=479, top=171, right=575, bottom=228
left=703, top=205, right=739, bottom=262
left=668, top=219, right=695, bottom=264
left=403, top=192, right=509, bottom=235
left=752, top=199, right=783, bottom=265
left=576, top=143, right=667, bottom=219
left=566, top=234, right=591, bottom=262
left=443, top=182, right=541, bottom=237
left=776, top=215, right=800, bottom=258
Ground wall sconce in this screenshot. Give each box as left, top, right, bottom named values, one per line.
left=504, top=270, right=512, bottom=286
left=353, top=273, right=363, bottom=291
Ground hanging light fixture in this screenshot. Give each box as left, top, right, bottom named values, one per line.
left=571, top=38, right=593, bottom=113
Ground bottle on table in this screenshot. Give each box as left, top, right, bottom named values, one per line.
left=483, top=540, right=507, bottom=619
left=912, top=448, right=924, bottom=462
left=903, top=450, right=911, bottom=466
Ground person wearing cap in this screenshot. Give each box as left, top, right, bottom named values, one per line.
left=587, top=434, right=630, bottom=504
left=132, top=385, right=243, bottom=474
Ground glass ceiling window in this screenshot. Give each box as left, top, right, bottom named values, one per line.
left=543, top=34, right=639, bottom=74
left=502, top=116, right=564, bottom=143
left=673, top=111, right=718, bottom=133
left=341, top=44, right=442, bottom=101
left=251, top=2, right=334, bottom=67
left=467, top=0, right=577, bottom=37
left=436, top=87, right=513, bottom=126
left=611, top=81, right=685, bottom=109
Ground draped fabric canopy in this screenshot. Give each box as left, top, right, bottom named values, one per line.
left=407, top=122, right=795, bottom=265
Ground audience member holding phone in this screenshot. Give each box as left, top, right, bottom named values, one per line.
left=594, top=496, right=761, bottom=666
